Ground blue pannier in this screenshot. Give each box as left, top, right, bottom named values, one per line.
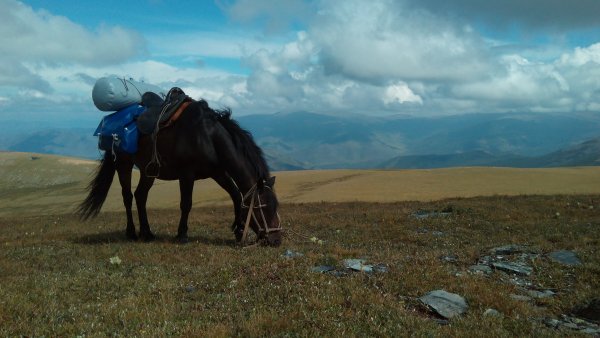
left=94, top=104, right=145, bottom=154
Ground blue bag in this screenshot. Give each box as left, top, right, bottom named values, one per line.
left=94, top=104, right=145, bottom=154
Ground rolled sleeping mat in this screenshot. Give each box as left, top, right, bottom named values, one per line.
left=92, top=76, right=166, bottom=111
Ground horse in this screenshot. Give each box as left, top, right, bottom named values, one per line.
left=77, top=99, right=282, bottom=246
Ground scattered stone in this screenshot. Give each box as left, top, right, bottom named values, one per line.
left=548, top=250, right=582, bottom=266
left=185, top=285, right=196, bottom=293
left=412, top=210, right=452, bottom=220
left=492, top=261, right=533, bottom=276
left=281, top=249, right=304, bottom=259
left=469, top=264, right=493, bottom=275
left=483, top=308, right=502, bottom=317
left=489, top=244, right=531, bottom=256
left=372, top=263, right=389, bottom=273
left=419, top=290, right=468, bottom=319
left=312, top=265, right=335, bottom=273
left=432, top=231, right=445, bottom=236
left=440, top=254, right=458, bottom=263
left=510, top=294, right=532, bottom=302
left=416, top=227, right=429, bottom=234
left=526, top=289, right=556, bottom=299
left=542, top=315, right=600, bottom=335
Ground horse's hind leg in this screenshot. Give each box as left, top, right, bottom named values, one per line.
left=134, top=175, right=156, bottom=241
left=116, top=158, right=136, bottom=240
left=176, top=172, right=195, bottom=243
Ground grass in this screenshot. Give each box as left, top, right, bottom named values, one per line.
left=1, top=194, right=599, bottom=336
left=2, top=152, right=600, bottom=217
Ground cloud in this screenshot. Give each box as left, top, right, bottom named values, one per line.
left=219, top=0, right=314, bottom=34
left=0, top=1, right=144, bottom=66
left=404, top=0, right=600, bottom=31
left=312, top=0, right=490, bottom=83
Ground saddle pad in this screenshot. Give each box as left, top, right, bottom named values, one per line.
left=137, top=87, right=190, bottom=135
left=94, top=104, right=145, bottom=154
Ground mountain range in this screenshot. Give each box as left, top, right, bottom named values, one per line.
left=1, top=111, right=599, bottom=170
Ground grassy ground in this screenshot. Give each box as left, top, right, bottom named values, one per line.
left=1, top=194, right=599, bottom=336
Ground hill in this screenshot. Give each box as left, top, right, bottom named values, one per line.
left=382, top=137, right=600, bottom=169
left=2, top=111, right=599, bottom=169
left=1, top=152, right=600, bottom=217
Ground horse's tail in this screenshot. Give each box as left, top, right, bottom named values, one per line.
left=77, top=151, right=116, bottom=220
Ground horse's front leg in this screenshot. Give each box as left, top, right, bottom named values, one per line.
left=213, top=173, right=243, bottom=242
left=176, top=173, right=195, bottom=243
left=134, top=175, right=155, bottom=241
left=116, top=158, right=136, bottom=240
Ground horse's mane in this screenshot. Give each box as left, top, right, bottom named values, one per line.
left=200, top=100, right=270, bottom=181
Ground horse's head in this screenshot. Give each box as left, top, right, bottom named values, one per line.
left=239, top=176, right=282, bottom=247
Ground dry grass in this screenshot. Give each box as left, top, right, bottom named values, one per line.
left=1, top=194, right=599, bottom=336
left=2, top=152, right=600, bottom=217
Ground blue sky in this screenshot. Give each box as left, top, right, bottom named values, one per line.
left=2, top=0, right=600, bottom=126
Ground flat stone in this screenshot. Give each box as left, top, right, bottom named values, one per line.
left=489, top=244, right=530, bottom=256
left=510, top=294, right=532, bottom=302
left=483, top=308, right=502, bottom=317
left=548, top=250, right=582, bottom=266
left=281, top=249, right=304, bottom=258
left=492, top=261, right=533, bottom=276
left=419, top=290, right=468, bottom=319
left=469, top=264, right=493, bottom=275
left=343, top=259, right=375, bottom=272
left=412, top=211, right=451, bottom=220
left=440, top=254, right=458, bottom=263
left=311, top=265, right=335, bottom=273
left=526, top=289, right=556, bottom=299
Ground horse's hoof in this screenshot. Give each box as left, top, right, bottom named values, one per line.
left=140, top=232, right=156, bottom=242
left=175, top=235, right=189, bottom=244
left=126, top=231, right=138, bottom=241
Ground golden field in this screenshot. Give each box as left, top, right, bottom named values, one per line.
left=1, top=152, right=599, bottom=217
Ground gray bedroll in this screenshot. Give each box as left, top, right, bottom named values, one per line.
left=92, top=76, right=166, bottom=111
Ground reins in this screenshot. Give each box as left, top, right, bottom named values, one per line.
left=239, top=182, right=283, bottom=245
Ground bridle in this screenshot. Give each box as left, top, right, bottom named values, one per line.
left=239, top=181, right=282, bottom=245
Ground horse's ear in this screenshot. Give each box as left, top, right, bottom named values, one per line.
left=266, top=176, right=276, bottom=187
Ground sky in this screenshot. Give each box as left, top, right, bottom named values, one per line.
left=1, top=0, right=600, bottom=126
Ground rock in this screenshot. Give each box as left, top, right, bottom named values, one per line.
left=419, top=290, right=468, bottom=319
left=281, top=249, right=304, bottom=258
left=510, top=294, right=532, bottom=302
left=548, top=250, right=582, bottom=266
left=491, top=261, right=533, bottom=276
left=185, top=285, right=196, bottom=293
left=526, top=289, right=556, bottom=299
left=489, top=244, right=530, bottom=256
left=312, top=265, right=335, bottom=273
left=372, top=263, right=389, bottom=273
left=469, top=264, right=493, bottom=275
left=440, top=254, right=458, bottom=263
left=412, top=210, right=452, bottom=220
left=483, top=308, right=502, bottom=317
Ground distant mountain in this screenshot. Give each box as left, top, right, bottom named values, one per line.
left=3, top=111, right=599, bottom=169
left=7, top=129, right=99, bottom=160
left=382, top=137, right=600, bottom=169
left=240, top=111, right=600, bottom=168
left=531, top=137, right=600, bottom=167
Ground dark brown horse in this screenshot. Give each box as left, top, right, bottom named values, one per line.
left=78, top=100, right=282, bottom=246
